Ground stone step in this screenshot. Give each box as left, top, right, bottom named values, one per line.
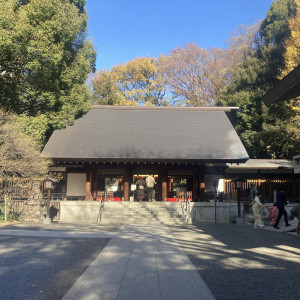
left=109, top=209, right=180, bottom=213
left=102, top=205, right=180, bottom=210
left=98, top=219, right=186, bottom=225
left=102, top=202, right=180, bottom=207
left=100, top=213, right=182, bottom=219
left=99, top=212, right=182, bottom=219
left=101, top=208, right=180, bottom=214
left=100, top=210, right=180, bottom=215
left=97, top=201, right=187, bottom=225
left=99, top=217, right=185, bottom=224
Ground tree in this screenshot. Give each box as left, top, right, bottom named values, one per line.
left=280, top=0, right=300, bottom=146
left=92, top=27, right=260, bottom=108
left=159, top=31, right=258, bottom=107
left=224, top=23, right=260, bottom=81
left=0, top=109, right=49, bottom=222
left=217, top=0, right=298, bottom=158
left=281, top=0, right=300, bottom=75
left=91, top=70, right=120, bottom=105
left=0, top=109, right=49, bottom=179
left=159, top=43, right=221, bottom=106
left=92, top=57, right=167, bottom=106
left=0, top=0, right=95, bottom=145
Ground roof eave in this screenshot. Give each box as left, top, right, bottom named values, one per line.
left=49, top=157, right=249, bottom=164
left=90, top=105, right=240, bottom=112
left=262, top=64, right=300, bottom=105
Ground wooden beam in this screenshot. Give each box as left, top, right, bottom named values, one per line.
left=91, top=163, right=98, bottom=199
left=168, top=177, right=173, bottom=192
left=162, top=166, right=168, bottom=201
left=85, top=164, right=92, bottom=201
left=198, top=165, right=205, bottom=202
left=123, top=166, right=130, bottom=201
left=157, top=168, right=162, bottom=201
left=192, top=168, right=198, bottom=201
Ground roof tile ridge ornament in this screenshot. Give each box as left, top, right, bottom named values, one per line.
left=90, top=105, right=240, bottom=112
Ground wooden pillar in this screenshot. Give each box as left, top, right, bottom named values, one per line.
left=85, top=164, right=92, bottom=201
left=123, top=165, right=130, bottom=201
left=198, top=165, right=205, bottom=202
left=162, top=165, right=168, bottom=201
left=168, top=177, right=173, bottom=192
left=192, top=168, right=198, bottom=202
left=129, top=166, right=133, bottom=193
left=157, top=168, right=162, bottom=201
left=91, top=163, right=98, bottom=199
left=119, top=177, right=124, bottom=193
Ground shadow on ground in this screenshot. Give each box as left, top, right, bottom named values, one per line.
left=169, top=223, right=300, bottom=300
left=0, top=235, right=109, bottom=300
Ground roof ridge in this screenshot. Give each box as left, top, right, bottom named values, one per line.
left=90, top=105, right=239, bottom=112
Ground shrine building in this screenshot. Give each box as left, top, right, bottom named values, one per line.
left=42, top=105, right=249, bottom=202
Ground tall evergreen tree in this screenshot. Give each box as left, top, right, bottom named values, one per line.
left=217, top=0, right=299, bottom=158
left=0, top=0, right=95, bottom=145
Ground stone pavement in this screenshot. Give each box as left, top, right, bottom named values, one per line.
left=62, top=225, right=214, bottom=300
left=169, top=223, right=300, bottom=300
left=260, top=217, right=299, bottom=235
left=2, top=220, right=299, bottom=300
left=0, top=223, right=215, bottom=300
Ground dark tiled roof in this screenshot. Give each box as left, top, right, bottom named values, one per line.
left=227, top=159, right=293, bottom=169
left=42, top=106, right=249, bottom=162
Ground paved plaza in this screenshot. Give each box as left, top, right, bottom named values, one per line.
left=0, top=221, right=299, bottom=300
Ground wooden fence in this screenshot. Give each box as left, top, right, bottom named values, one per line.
left=176, top=191, right=193, bottom=201
left=224, top=176, right=300, bottom=203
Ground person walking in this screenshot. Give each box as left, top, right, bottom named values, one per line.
left=145, top=173, right=155, bottom=202
left=268, top=204, right=278, bottom=226
left=252, top=192, right=265, bottom=229
left=273, top=187, right=291, bottom=229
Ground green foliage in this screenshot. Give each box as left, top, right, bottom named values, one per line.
left=217, top=0, right=299, bottom=158
left=0, top=109, right=49, bottom=178
left=260, top=0, right=296, bottom=45
left=17, top=114, right=48, bottom=146
left=0, top=0, right=95, bottom=145
left=92, top=57, right=167, bottom=106
left=281, top=0, right=300, bottom=74
left=92, top=70, right=120, bottom=105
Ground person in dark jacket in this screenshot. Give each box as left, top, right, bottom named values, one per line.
left=273, top=187, right=291, bottom=229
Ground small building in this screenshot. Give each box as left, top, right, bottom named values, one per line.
left=42, top=105, right=249, bottom=202
left=293, top=155, right=300, bottom=174
left=224, top=159, right=300, bottom=203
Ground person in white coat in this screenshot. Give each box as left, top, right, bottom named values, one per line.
left=145, top=173, right=155, bottom=202
left=252, top=192, right=265, bottom=229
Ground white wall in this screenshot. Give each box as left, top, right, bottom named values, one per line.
left=67, top=173, right=86, bottom=196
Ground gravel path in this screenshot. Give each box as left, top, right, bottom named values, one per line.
left=0, top=235, right=109, bottom=300
left=169, top=223, right=300, bottom=300
left=1, top=222, right=299, bottom=300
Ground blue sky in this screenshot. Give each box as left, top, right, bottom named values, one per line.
left=86, top=0, right=274, bottom=71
